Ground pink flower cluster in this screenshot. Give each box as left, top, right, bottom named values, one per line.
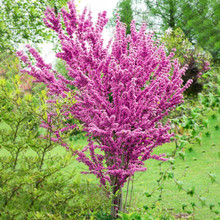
left=17, top=1, right=192, bottom=187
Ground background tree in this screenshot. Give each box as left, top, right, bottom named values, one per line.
left=0, top=0, right=69, bottom=52
left=144, top=0, right=220, bottom=63
left=108, top=0, right=133, bottom=35
left=111, top=0, right=220, bottom=63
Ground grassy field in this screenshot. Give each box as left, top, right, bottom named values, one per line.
left=48, top=115, right=220, bottom=219
left=0, top=115, right=219, bottom=219
left=65, top=115, right=220, bottom=219
left=131, top=115, right=220, bottom=219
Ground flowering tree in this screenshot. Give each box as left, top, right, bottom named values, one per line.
left=17, top=1, right=192, bottom=217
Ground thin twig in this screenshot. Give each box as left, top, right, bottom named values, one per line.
left=128, top=175, right=134, bottom=213
left=124, top=177, right=130, bottom=212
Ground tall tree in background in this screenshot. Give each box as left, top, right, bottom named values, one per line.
left=108, top=0, right=133, bottom=35
left=144, top=0, right=220, bottom=62
left=0, top=0, right=69, bottom=52
left=111, top=0, right=220, bottom=63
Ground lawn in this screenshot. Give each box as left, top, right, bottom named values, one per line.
left=61, top=115, right=220, bottom=219
left=131, top=115, right=220, bottom=219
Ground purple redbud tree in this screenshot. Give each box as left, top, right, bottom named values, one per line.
left=17, top=1, right=192, bottom=217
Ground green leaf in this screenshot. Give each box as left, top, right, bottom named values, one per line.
left=178, top=151, right=185, bottom=160
left=167, top=171, right=174, bottom=179
left=205, top=131, right=211, bottom=138
left=187, top=186, right=195, bottom=197
left=121, top=213, right=129, bottom=220
left=144, top=192, right=151, bottom=197
left=143, top=205, right=148, bottom=210
left=195, top=135, right=202, bottom=145
left=191, top=202, right=196, bottom=208
left=182, top=204, right=187, bottom=210
left=176, top=180, right=183, bottom=190
left=202, top=119, right=209, bottom=128
left=209, top=204, right=215, bottom=210
left=211, top=114, right=217, bottom=119
left=180, top=140, right=187, bottom=149
left=200, top=197, right=206, bottom=207
left=208, top=173, right=216, bottom=183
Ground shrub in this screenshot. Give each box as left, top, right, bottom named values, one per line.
left=162, top=28, right=211, bottom=96
left=0, top=73, right=110, bottom=219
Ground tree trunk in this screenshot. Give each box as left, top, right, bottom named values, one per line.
left=111, top=184, right=123, bottom=219
left=169, top=0, right=175, bottom=28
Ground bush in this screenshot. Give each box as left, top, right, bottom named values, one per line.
left=162, top=28, right=211, bottom=96
left=0, top=73, right=110, bottom=219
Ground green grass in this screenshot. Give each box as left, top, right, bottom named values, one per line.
left=56, top=115, right=220, bottom=219
left=66, top=116, right=220, bottom=219
left=0, top=116, right=219, bottom=219
left=130, top=116, right=220, bottom=219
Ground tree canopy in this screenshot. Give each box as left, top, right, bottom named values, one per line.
left=108, top=0, right=133, bottom=35
left=0, top=0, right=69, bottom=52
left=111, top=0, right=220, bottom=62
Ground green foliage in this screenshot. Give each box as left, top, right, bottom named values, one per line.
left=170, top=68, right=220, bottom=149
left=112, top=0, right=220, bottom=62
left=108, top=0, right=133, bottom=35
left=0, top=52, right=47, bottom=99
left=144, top=0, right=220, bottom=62
left=162, top=28, right=212, bottom=67
left=0, top=53, right=19, bottom=75
left=55, top=58, right=75, bottom=90
left=0, top=154, right=110, bottom=219
left=162, top=27, right=212, bottom=96
left=117, top=205, right=174, bottom=220
left=0, top=72, right=110, bottom=219
left=0, top=0, right=69, bottom=52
